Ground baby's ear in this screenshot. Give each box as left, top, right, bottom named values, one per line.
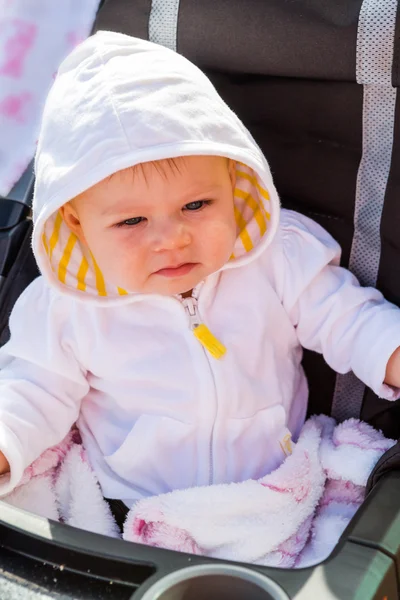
left=59, top=201, right=88, bottom=246
left=228, top=159, right=237, bottom=189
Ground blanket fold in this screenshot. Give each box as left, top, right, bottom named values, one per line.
left=122, top=416, right=395, bottom=567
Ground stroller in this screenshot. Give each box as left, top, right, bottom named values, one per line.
left=0, top=0, right=400, bottom=598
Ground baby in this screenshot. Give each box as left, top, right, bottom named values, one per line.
left=1, top=31, right=400, bottom=517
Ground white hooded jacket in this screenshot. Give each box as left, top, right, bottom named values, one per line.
left=1, top=31, right=400, bottom=505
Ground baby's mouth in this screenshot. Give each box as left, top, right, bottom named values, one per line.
left=154, top=263, right=197, bottom=278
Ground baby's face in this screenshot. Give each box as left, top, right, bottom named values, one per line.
left=61, top=155, right=237, bottom=295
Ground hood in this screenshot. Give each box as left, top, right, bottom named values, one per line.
left=32, top=31, right=281, bottom=304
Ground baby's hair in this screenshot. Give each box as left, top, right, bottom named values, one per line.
left=107, top=157, right=186, bottom=186
left=70, top=156, right=231, bottom=205
left=106, top=156, right=231, bottom=186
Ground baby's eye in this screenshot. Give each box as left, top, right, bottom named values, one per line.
left=116, top=216, right=145, bottom=228
left=184, top=200, right=210, bottom=211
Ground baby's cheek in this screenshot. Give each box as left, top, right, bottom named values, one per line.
left=113, top=249, right=147, bottom=291
left=205, top=220, right=236, bottom=261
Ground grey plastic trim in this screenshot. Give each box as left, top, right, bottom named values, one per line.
left=332, top=0, right=398, bottom=421
left=148, top=0, right=180, bottom=51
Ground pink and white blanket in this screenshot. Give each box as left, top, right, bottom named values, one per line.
left=1, top=415, right=395, bottom=568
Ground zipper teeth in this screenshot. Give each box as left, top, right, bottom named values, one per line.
left=209, top=427, right=214, bottom=485
left=182, top=297, right=199, bottom=329
left=181, top=288, right=215, bottom=485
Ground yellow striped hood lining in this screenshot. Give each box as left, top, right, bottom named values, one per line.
left=40, top=163, right=271, bottom=298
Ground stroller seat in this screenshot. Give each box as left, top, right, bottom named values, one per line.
left=0, top=1, right=400, bottom=598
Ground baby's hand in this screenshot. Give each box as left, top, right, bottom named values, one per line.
left=385, top=346, right=400, bottom=389
left=0, top=451, right=10, bottom=475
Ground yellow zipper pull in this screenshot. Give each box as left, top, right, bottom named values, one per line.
left=183, top=298, right=226, bottom=360
left=193, top=324, right=227, bottom=360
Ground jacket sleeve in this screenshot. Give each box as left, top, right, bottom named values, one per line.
left=279, top=210, right=400, bottom=401
left=0, top=278, right=89, bottom=495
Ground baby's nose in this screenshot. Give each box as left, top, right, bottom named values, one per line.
left=152, top=220, right=191, bottom=251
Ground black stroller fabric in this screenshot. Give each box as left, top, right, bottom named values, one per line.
left=367, top=438, right=400, bottom=494
left=0, top=222, right=39, bottom=347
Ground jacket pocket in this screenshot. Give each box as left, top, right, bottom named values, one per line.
left=104, top=415, right=198, bottom=496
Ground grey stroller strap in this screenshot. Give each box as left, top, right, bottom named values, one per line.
left=149, top=0, right=180, bottom=51
left=331, top=0, right=398, bottom=421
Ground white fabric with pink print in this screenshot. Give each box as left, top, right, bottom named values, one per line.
left=0, top=0, right=100, bottom=196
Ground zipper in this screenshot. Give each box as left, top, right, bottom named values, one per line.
left=183, top=296, right=201, bottom=329
left=179, top=289, right=224, bottom=485
left=181, top=296, right=226, bottom=360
